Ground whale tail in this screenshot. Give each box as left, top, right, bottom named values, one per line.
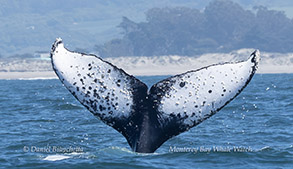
left=51, top=38, right=259, bottom=153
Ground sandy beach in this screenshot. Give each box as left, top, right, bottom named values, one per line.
left=0, top=63, right=292, bottom=80
left=0, top=71, right=57, bottom=80
left=0, top=49, right=292, bottom=79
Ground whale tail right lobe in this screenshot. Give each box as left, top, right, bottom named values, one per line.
left=147, top=50, right=259, bottom=148
left=51, top=38, right=259, bottom=153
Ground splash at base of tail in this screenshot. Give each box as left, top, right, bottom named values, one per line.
left=51, top=38, right=259, bottom=153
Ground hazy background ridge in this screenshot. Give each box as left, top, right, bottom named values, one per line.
left=1, top=0, right=293, bottom=57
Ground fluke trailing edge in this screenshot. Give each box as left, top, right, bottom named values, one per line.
left=51, top=38, right=260, bottom=153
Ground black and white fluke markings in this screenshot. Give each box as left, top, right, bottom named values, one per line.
left=51, top=38, right=260, bottom=153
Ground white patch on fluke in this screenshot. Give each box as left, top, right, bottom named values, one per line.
left=51, top=38, right=134, bottom=119
left=157, top=51, right=260, bottom=126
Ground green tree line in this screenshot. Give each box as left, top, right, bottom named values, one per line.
left=96, top=0, right=293, bottom=57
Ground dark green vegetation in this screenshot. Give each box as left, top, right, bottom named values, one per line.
left=97, top=1, right=293, bottom=57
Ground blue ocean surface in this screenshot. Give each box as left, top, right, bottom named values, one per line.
left=0, top=74, right=292, bottom=169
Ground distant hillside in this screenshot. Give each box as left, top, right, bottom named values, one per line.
left=0, top=0, right=293, bottom=57
left=0, top=0, right=208, bottom=57
left=96, top=1, right=293, bottom=57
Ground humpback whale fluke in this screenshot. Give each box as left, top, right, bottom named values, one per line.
left=51, top=38, right=260, bottom=153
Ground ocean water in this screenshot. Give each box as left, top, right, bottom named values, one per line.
left=0, top=74, right=292, bottom=169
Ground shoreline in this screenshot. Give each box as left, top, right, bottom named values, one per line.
left=0, top=67, right=292, bottom=80
left=1, top=49, right=292, bottom=79
left=0, top=71, right=57, bottom=80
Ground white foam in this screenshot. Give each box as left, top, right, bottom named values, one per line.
left=43, top=154, right=70, bottom=161
left=43, top=152, right=84, bottom=161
